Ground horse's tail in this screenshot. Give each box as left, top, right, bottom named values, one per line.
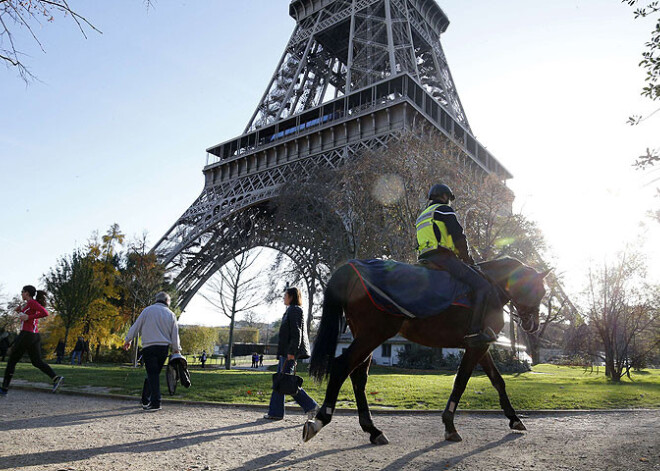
left=309, top=264, right=351, bottom=382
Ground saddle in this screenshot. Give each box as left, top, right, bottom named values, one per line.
left=417, top=258, right=444, bottom=271
left=348, top=259, right=471, bottom=319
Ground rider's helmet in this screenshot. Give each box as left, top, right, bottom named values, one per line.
left=428, top=184, right=455, bottom=202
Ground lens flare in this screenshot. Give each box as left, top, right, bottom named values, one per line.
left=494, top=237, right=516, bottom=248
left=372, top=174, right=405, bottom=205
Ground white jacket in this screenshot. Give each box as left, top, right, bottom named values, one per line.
left=125, top=302, right=181, bottom=351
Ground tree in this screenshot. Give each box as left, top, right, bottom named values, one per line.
left=334, top=129, right=546, bottom=264
left=241, top=310, right=263, bottom=328
left=276, top=128, right=548, bottom=264
left=0, top=0, right=100, bottom=80
left=118, top=234, right=174, bottom=366
left=624, top=1, right=660, bottom=104
left=179, top=325, right=218, bottom=354
left=217, top=327, right=260, bottom=345
left=523, top=272, right=578, bottom=365
left=584, top=251, right=660, bottom=381
left=624, top=1, right=660, bottom=194
left=0, top=287, right=20, bottom=334
left=83, top=224, right=126, bottom=359
left=44, top=249, right=101, bottom=348
left=119, top=236, right=168, bottom=317
left=201, top=249, right=265, bottom=369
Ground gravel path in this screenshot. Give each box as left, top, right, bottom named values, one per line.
left=0, top=390, right=658, bottom=470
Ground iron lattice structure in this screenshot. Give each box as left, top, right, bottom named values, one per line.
left=154, top=0, right=512, bottom=308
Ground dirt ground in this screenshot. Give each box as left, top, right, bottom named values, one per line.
left=0, top=389, right=658, bottom=471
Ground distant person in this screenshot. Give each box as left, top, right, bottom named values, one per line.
left=0, top=285, right=64, bottom=397
left=55, top=339, right=65, bottom=364
left=71, top=336, right=84, bottom=365
left=263, top=287, right=318, bottom=420
left=200, top=350, right=207, bottom=369
left=124, top=292, right=181, bottom=412
left=259, top=354, right=264, bottom=367
left=0, top=332, right=10, bottom=362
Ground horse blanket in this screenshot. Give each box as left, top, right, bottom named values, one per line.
left=348, top=259, right=471, bottom=319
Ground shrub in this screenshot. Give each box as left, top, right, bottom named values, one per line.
left=396, top=347, right=461, bottom=370
left=93, top=347, right=132, bottom=363
left=489, top=348, right=531, bottom=373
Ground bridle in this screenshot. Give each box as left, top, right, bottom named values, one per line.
left=489, top=271, right=540, bottom=332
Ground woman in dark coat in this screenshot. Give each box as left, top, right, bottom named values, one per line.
left=263, top=287, right=318, bottom=420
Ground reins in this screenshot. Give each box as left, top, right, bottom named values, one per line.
left=478, top=263, right=532, bottom=326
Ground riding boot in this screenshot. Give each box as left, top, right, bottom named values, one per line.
left=464, top=291, right=497, bottom=348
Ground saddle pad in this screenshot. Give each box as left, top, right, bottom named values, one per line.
left=348, top=259, right=471, bottom=318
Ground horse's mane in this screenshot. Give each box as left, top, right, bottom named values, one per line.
left=477, top=257, right=527, bottom=283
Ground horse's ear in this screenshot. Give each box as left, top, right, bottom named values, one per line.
left=540, top=268, right=553, bottom=279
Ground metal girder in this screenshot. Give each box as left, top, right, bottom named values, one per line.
left=154, top=2, right=507, bottom=307
left=246, top=0, right=470, bottom=132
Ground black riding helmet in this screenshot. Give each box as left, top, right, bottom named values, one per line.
left=428, top=183, right=455, bottom=202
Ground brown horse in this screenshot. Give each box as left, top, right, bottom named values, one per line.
left=302, top=257, right=549, bottom=444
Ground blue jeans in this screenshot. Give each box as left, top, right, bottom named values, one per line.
left=268, top=357, right=317, bottom=418
left=141, top=345, right=169, bottom=407
left=70, top=351, right=82, bottom=365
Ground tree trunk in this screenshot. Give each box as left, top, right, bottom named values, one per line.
left=605, top=349, right=617, bottom=380
left=509, top=314, right=516, bottom=353
left=63, top=327, right=70, bottom=352
left=526, top=332, right=541, bottom=365
left=226, top=313, right=235, bottom=370
left=306, top=271, right=316, bottom=334
left=306, top=291, right=314, bottom=334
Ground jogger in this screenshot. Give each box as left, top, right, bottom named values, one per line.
left=1, top=285, right=63, bottom=396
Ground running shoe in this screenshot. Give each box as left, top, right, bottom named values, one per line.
left=0, top=388, right=7, bottom=397
left=52, top=376, right=64, bottom=393
left=143, top=404, right=162, bottom=412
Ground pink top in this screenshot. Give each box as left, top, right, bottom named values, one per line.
left=20, top=299, right=49, bottom=333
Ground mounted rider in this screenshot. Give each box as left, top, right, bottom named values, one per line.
left=416, top=184, right=497, bottom=348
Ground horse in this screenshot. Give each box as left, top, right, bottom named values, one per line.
left=302, top=257, right=550, bottom=444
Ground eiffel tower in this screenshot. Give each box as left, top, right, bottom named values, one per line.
left=154, top=0, right=512, bottom=308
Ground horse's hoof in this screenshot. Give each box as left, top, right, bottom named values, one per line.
left=511, top=420, right=527, bottom=431
left=445, top=431, right=463, bottom=442
left=370, top=433, right=389, bottom=445
left=302, top=419, right=323, bottom=442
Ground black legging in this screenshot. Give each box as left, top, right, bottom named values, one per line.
left=2, top=331, right=56, bottom=390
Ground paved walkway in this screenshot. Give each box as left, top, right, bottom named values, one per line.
left=0, top=390, right=658, bottom=470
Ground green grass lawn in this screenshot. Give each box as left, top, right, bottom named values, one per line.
left=3, top=361, right=659, bottom=410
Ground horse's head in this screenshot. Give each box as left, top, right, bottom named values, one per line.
left=480, top=258, right=551, bottom=334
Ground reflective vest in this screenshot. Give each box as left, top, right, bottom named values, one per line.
left=415, top=204, right=459, bottom=256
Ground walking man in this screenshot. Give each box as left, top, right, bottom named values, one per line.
left=123, top=292, right=181, bottom=412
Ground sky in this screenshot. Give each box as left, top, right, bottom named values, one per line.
left=1, top=0, right=658, bottom=327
